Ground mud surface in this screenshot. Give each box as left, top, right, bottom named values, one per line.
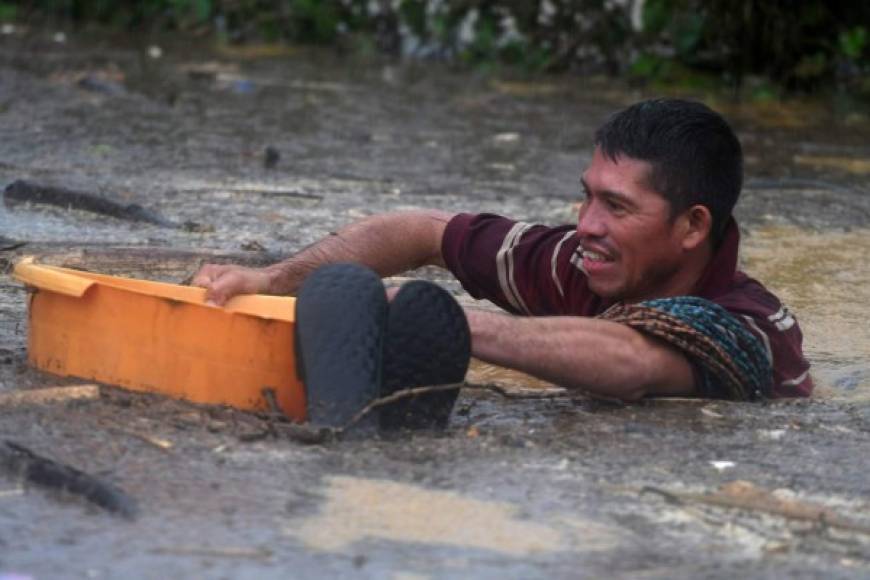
left=1, top=31, right=869, bottom=578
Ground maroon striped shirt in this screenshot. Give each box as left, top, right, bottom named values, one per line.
left=442, top=212, right=813, bottom=397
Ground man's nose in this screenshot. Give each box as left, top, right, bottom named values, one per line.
left=576, top=201, right=607, bottom=238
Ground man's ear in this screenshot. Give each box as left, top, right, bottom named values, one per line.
left=679, top=205, right=713, bottom=251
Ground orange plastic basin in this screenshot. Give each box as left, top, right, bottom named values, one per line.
left=13, top=259, right=306, bottom=420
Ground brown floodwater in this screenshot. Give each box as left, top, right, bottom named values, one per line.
left=742, top=225, right=870, bottom=399
left=1, top=32, right=870, bottom=579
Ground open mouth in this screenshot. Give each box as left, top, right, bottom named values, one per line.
left=579, top=247, right=618, bottom=278
left=581, top=249, right=613, bottom=263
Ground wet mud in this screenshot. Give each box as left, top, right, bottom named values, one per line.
left=1, top=31, right=869, bottom=578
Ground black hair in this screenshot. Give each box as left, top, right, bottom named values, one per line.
left=594, top=98, right=743, bottom=243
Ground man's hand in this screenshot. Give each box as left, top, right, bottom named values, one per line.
left=191, top=264, right=275, bottom=306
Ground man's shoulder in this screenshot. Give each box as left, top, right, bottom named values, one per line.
left=712, top=271, right=783, bottom=318
left=711, top=271, right=813, bottom=397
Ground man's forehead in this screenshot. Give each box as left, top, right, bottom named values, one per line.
left=581, top=149, right=654, bottom=188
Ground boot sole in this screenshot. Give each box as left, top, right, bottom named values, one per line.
left=380, top=281, right=471, bottom=430
left=294, top=263, right=387, bottom=427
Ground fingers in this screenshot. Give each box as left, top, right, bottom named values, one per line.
left=207, top=269, right=253, bottom=306
left=190, top=263, right=228, bottom=289
left=191, top=264, right=264, bottom=307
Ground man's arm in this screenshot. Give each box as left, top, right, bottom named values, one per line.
left=193, top=210, right=455, bottom=305
left=465, top=309, right=695, bottom=401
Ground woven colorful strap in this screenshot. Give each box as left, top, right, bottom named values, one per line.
left=599, top=296, right=772, bottom=400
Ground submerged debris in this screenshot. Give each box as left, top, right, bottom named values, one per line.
left=150, top=545, right=273, bottom=560
left=643, top=480, right=870, bottom=535
left=77, top=74, right=126, bottom=96
left=0, top=236, right=25, bottom=251
left=3, top=180, right=175, bottom=228
left=263, top=145, right=280, bottom=169
left=0, top=440, right=138, bottom=519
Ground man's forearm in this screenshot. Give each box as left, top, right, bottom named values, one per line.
left=465, top=309, right=695, bottom=401
left=193, top=210, right=455, bottom=304
left=264, top=210, right=455, bottom=295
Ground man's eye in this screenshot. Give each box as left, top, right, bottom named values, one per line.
left=605, top=199, right=625, bottom=213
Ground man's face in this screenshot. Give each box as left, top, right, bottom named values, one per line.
left=577, top=148, right=687, bottom=303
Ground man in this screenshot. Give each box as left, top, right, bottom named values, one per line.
left=193, top=99, right=812, bottom=428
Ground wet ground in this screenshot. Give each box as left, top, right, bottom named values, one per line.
left=1, top=30, right=870, bottom=579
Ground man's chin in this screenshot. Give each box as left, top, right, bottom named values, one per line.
left=586, top=278, right=624, bottom=301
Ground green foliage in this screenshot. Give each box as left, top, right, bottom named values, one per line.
left=641, top=0, right=670, bottom=36
left=398, top=0, right=426, bottom=39
left=642, top=0, right=705, bottom=57
left=9, top=0, right=869, bottom=93
left=671, top=13, right=702, bottom=58
left=500, top=40, right=550, bottom=71
left=636, top=0, right=870, bottom=91
left=747, top=79, right=779, bottom=103
left=839, top=27, right=868, bottom=61
left=287, top=0, right=340, bottom=44
left=0, top=2, right=17, bottom=21
left=630, top=53, right=669, bottom=79
left=794, top=53, right=827, bottom=81
left=460, top=10, right=498, bottom=63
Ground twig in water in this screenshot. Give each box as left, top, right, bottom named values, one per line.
left=640, top=481, right=870, bottom=536
left=260, top=387, right=284, bottom=418
left=342, top=383, right=466, bottom=431
left=105, top=422, right=173, bottom=452
left=640, top=485, right=685, bottom=506
left=151, top=545, right=273, bottom=559
left=178, top=187, right=323, bottom=201
left=272, top=422, right=335, bottom=445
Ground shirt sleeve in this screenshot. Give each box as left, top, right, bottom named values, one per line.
left=732, top=309, right=813, bottom=397
left=441, top=213, right=598, bottom=316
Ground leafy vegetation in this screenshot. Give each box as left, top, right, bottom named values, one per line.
left=4, top=0, right=868, bottom=95
left=634, top=0, right=869, bottom=92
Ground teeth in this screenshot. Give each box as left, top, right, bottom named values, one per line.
left=582, top=250, right=610, bottom=262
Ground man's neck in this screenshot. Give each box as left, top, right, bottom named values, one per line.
left=627, top=242, right=715, bottom=304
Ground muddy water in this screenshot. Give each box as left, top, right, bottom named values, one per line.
left=1, top=32, right=870, bottom=579
left=742, top=226, right=870, bottom=399
left=284, top=475, right=598, bottom=555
